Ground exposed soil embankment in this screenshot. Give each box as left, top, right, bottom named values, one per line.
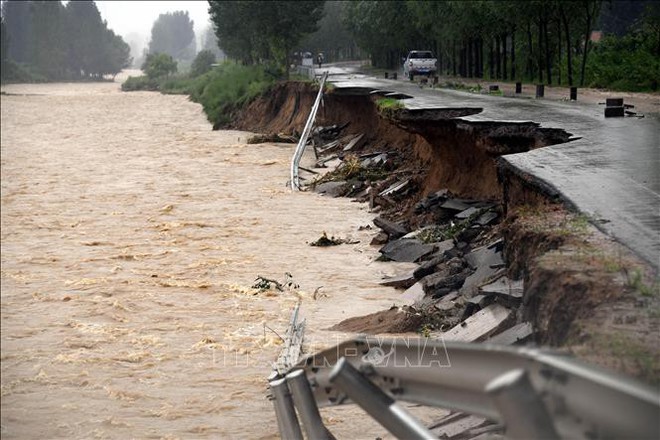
left=232, top=81, right=659, bottom=383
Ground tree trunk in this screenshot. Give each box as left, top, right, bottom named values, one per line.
left=468, top=39, right=473, bottom=77
left=502, top=33, right=508, bottom=80
left=544, top=19, right=552, bottom=85
left=561, top=6, right=574, bottom=86
left=489, top=37, right=495, bottom=78
left=556, top=19, right=562, bottom=85
left=476, top=38, right=482, bottom=78
left=526, top=22, right=533, bottom=80
left=511, top=26, right=516, bottom=80
left=580, top=2, right=596, bottom=87
left=495, top=35, right=501, bottom=79
left=452, top=42, right=457, bottom=76
left=537, top=18, right=544, bottom=83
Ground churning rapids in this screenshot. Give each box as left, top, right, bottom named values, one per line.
left=1, top=78, right=423, bottom=438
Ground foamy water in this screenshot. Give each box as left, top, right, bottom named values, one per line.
left=1, top=79, right=431, bottom=438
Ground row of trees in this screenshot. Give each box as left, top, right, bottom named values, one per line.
left=1, top=0, right=131, bottom=81
left=342, top=0, right=659, bottom=88
left=209, top=0, right=325, bottom=76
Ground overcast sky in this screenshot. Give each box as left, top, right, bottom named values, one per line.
left=96, top=1, right=211, bottom=43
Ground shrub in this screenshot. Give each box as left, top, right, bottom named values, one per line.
left=189, top=62, right=276, bottom=127
left=141, top=53, right=178, bottom=79
left=190, top=50, right=216, bottom=77
left=1, top=60, right=47, bottom=83
left=586, top=33, right=660, bottom=92
left=121, top=75, right=160, bottom=91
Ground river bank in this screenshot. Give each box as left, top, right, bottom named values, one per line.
left=230, top=80, right=660, bottom=384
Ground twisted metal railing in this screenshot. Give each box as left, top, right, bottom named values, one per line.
left=269, top=335, right=659, bottom=439
left=290, top=71, right=328, bottom=190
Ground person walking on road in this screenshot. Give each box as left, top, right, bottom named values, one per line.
left=316, top=53, right=324, bottom=68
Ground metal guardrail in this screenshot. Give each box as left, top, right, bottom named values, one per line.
left=290, top=71, right=328, bottom=190
left=269, top=336, right=659, bottom=439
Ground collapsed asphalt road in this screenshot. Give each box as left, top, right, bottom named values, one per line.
left=326, top=68, right=660, bottom=271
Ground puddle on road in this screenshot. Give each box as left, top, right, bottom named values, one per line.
left=1, top=81, right=426, bottom=438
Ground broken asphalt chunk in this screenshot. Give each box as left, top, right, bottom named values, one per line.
left=413, top=255, right=446, bottom=280
left=487, top=322, right=534, bottom=345
left=373, top=216, right=409, bottom=239
left=380, top=238, right=435, bottom=262
left=314, top=181, right=347, bottom=197
left=401, top=282, right=425, bottom=305
left=422, top=270, right=469, bottom=295
left=464, top=240, right=504, bottom=270
left=379, top=272, right=417, bottom=289
left=475, top=211, right=499, bottom=226
left=455, top=206, right=480, bottom=219
left=480, top=276, right=523, bottom=306
left=342, top=133, right=365, bottom=152
left=434, top=291, right=460, bottom=311
left=379, top=179, right=409, bottom=197
left=440, top=199, right=473, bottom=212
left=436, top=304, right=513, bottom=342
left=360, top=153, right=387, bottom=168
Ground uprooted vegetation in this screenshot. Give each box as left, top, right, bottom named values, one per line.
left=230, top=81, right=658, bottom=383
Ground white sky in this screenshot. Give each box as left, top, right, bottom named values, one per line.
left=95, top=1, right=211, bottom=45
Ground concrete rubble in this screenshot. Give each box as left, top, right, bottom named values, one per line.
left=303, top=121, right=536, bottom=353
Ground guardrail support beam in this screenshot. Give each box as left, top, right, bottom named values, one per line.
left=270, top=377, right=304, bottom=440
left=329, top=357, right=438, bottom=440
left=287, top=369, right=334, bottom=440
left=486, top=369, right=559, bottom=440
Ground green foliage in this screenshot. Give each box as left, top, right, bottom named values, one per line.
left=188, top=62, right=276, bottom=127
left=148, top=11, right=196, bottom=61
left=375, top=97, right=404, bottom=118
left=0, top=59, right=47, bottom=83
left=1, top=0, right=131, bottom=82
left=208, top=1, right=324, bottom=76
left=587, top=29, right=660, bottom=92
left=343, top=1, right=423, bottom=69
left=190, top=50, right=216, bottom=77
left=341, top=0, right=656, bottom=91
left=627, top=269, right=660, bottom=297
left=121, top=75, right=160, bottom=92
left=141, top=53, right=177, bottom=79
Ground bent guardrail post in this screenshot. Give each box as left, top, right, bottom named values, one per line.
left=272, top=304, right=305, bottom=377
left=486, top=369, right=559, bottom=439
left=269, top=377, right=304, bottom=440
left=286, top=369, right=333, bottom=440
left=290, top=71, right=328, bottom=190
left=329, top=357, right=438, bottom=440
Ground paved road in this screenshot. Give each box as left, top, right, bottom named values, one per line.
left=321, top=67, right=660, bottom=271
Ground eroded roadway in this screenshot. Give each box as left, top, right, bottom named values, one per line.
left=321, top=66, right=660, bottom=271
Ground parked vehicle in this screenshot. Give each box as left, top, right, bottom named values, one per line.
left=403, top=50, right=437, bottom=80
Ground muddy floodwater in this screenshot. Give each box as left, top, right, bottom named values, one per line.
left=1, top=80, right=422, bottom=438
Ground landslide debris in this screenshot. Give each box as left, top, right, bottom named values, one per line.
left=233, top=80, right=659, bottom=384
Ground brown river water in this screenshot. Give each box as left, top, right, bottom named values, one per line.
left=0, top=79, right=435, bottom=439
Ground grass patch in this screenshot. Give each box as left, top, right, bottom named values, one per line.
left=375, top=97, right=404, bottom=118
left=628, top=269, right=660, bottom=297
